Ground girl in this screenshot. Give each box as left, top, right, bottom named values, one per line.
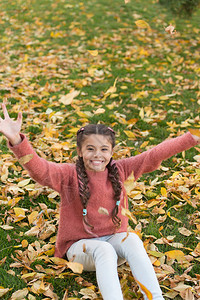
left=0, top=103, right=199, bottom=300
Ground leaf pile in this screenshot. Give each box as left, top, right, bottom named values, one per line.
left=0, top=0, right=200, bottom=299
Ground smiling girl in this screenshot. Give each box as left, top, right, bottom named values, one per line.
left=0, top=103, right=199, bottom=300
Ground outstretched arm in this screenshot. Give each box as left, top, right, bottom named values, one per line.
left=0, top=103, right=22, bottom=145
left=117, top=131, right=200, bottom=181
left=0, top=103, right=72, bottom=193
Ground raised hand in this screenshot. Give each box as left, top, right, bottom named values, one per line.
left=0, top=103, right=22, bottom=145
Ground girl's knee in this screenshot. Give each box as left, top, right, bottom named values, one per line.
left=93, top=241, right=118, bottom=263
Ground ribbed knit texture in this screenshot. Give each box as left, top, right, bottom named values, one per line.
left=9, top=132, right=197, bottom=258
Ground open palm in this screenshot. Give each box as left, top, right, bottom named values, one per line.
left=0, top=103, right=22, bottom=144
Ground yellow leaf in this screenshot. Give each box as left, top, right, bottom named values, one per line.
left=88, top=50, right=98, bottom=56
left=50, top=257, right=68, bottom=265
left=18, top=178, right=31, bottom=187
left=135, top=279, right=152, bottom=300
left=167, top=212, right=182, bottom=223
left=165, top=250, right=185, bottom=262
left=21, top=239, right=28, bottom=248
left=14, top=207, right=26, bottom=217
left=140, top=141, right=149, bottom=148
left=139, top=107, right=144, bottom=119
left=93, top=108, right=105, bottom=115
left=161, top=187, right=167, bottom=197
left=68, top=127, right=80, bottom=133
left=121, top=207, right=137, bottom=224
left=28, top=211, right=39, bottom=224
left=194, top=242, right=200, bottom=256
left=67, top=261, right=83, bottom=274
left=124, top=130, right=136, bottom=138
left=135, top=20, right=151, bottom=31
left=105, top=78, right=118, bottom=95
left=189, top=128, right=200, bottom=137
left=18, top=154, right=33, bottom=165
left=21, top=272, right=37, bottom=281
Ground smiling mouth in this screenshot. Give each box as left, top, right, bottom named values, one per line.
left=91, top=160, right=104, bottom=165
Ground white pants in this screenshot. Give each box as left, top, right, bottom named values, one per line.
left=67, top=232, right=164, bottom=300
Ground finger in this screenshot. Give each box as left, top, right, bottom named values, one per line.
left=17, top=112, right=22, bottom=124
left=1, top=103, right=9, bottom=119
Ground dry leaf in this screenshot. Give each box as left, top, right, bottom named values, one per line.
left=98, top=207, right=109, bottom=215
left=59, top=90, right=80, bottom=105
left=189, top=128, right=200, bottom=137
left=135, top=279, right=152, bottom=300
left=10, top=288, right=29, bottom=300
left=88, top=50, right=98, bottom=56
left=0, top=288, right=10, bottom=297
left=178, top=227, right=192, bottom=237
left=135, top=20, right=151, bottom=31
left=18, top=154, right=33, bottom=165
left=0, top=225, right=14, bottom=230
left=121, top=207, right=137, bottom=224
left=165, top=24, right=176, bottom=35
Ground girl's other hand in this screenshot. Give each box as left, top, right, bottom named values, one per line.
left=0, top=103, right=22, bottom=145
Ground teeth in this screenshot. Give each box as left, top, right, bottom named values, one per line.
left=92, top=161, right=102, bottom=164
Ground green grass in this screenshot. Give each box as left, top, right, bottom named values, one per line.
left=0, top=0, right=200, bottom=298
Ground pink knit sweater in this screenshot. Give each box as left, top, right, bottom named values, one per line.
left=9, top=132, right=197, bottom=258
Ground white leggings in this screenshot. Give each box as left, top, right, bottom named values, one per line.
left=67, top=232, right=164, bottom=300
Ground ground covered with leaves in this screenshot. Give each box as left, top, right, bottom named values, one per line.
left=0, top=0, right=200, bottom=299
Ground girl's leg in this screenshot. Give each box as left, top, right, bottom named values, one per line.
left=67, top=238, right=124, bottom=300
left=108, top=232, right=164, bottom=300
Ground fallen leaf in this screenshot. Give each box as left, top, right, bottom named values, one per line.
left=18, top=154, right=33, bottom=165
left=59, top=90, right=80, bottom=105
left=165, top=24, right=176, bottom=35
left=10, top=288, right=28, bottom=300
left=135, top=20, right=151, bottom=31
left=178, top=227, right=192, bottom=237
left=135, top=279, right=152, bottom=300
left=98, top=207, right=109, bottom=215
left=189, top=128, right=200, bottom=137
left=0, top=288, right=10, bottom=297
left=88, top=50, right=98, bottom=56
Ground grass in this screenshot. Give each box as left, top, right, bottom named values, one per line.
left=0, top=0, right=200, bottom=299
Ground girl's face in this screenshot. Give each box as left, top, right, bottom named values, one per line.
left=77, top=134, right=113, bottom=172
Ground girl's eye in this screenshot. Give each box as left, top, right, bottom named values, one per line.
left=102, top=148, right=108, bottom=151
left=87, top=147, right=94, bottom=151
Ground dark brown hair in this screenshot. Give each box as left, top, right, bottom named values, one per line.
left=76, top=124, right=122, bottom=233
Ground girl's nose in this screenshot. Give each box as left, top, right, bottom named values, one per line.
left=94, top=150, right=101, bottom=157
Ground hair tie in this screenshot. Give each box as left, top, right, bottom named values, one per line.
left=77, top=127, right=85, bottom=135
left=108, top=127, right=115, bottom=134
left=83, top=208, right=87, bottom=216
left=116, top=201, right=120, bottom=206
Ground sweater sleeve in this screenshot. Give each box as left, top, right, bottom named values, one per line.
left=8, top=134, right=72, bottom=193
left=117, top=132, right=198, bottom=181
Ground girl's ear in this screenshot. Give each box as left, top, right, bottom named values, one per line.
left=77, top=147, right=82, bottom=157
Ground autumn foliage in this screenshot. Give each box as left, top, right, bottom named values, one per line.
left=0, top=0, right=200, bottom=299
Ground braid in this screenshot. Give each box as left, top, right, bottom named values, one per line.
left=76, top=156, right=90, bottom=208
left=107, top=158, right=122, bottom=229
left=76, top=157, right=94, bottom=231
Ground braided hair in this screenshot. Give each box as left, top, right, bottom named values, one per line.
left=76, top=124, right=122, bottom=234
